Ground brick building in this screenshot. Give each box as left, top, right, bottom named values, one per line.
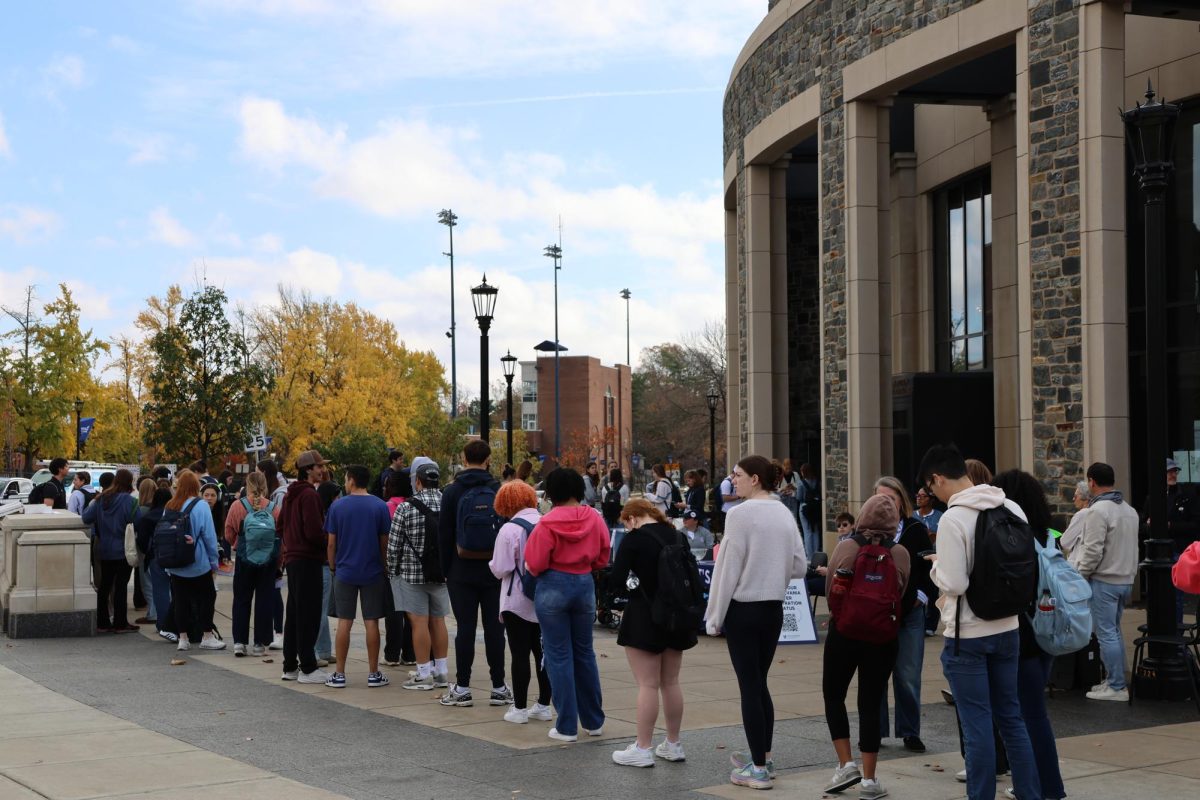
left=723, top=0, right=1200, bottom=548
left=520, top=355, right=633, bottom=472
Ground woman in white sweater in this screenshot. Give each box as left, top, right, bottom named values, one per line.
left=705, top=455, right=808, bottom=790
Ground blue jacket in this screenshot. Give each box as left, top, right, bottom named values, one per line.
left=164, top=498, right=221, bottom=578
left=81, top=492, right=140, bottom=561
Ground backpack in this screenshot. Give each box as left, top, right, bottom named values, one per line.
left=647, top=527, right=706, bottom=633
left=658, top=480, right=682, bottom=518
left=455, top=482, right=501, bottom=558
left=239, top=497, right=279, bottom=567
left=830, top=534, right=903, bottom=644
left=406, top=497, right=445, bottom=583
left=1029, top=536, right=1093, bottom=655
left=79, top=488, right=98, bottom=510
left=601, top=486, right=623, bottom=527
left=801, top=479, right=822, bottom=528
left=123, top=497, right=140, bottom=567
left=964, top=505, right=1039, bottom=621
left=505, top=517, right=538, bottom=601
left=1174, top=541, right=1200, bottom=594
left=153, top=498, right=202, bottom=569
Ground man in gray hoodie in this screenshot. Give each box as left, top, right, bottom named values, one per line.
left=1077, top=462, right=1140, bottom=702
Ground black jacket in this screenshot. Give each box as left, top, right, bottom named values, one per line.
left=895, top=517, right=934, bottom=616
left=1142, top=485, right=1200, bottom=553
left=437, top=468, right=501, bottom=582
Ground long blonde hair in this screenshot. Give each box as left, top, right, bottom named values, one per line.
left=244, top=471, right=267, bottom=502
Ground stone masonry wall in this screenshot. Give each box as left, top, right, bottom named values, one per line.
left=787, top=197, right=822, bottom=466
left=1027, top=0, right=1083, bottom=515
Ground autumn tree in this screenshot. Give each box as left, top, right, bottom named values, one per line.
left=143, top=285, right=268, bottom=463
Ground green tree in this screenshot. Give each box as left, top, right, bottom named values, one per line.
left=312, top=424, right=388, bottom=484
left=143, top=285, right=269, bottom=464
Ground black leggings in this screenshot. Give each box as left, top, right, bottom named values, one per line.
left=503, top=611, right=551, bottom=709
left=822, top=622, right=898, bottom=753
left=171, top=573, right=216, bottom=643
left=97, top=559, right=133, bottom=629
left=725, top=600, right=783, bottom=767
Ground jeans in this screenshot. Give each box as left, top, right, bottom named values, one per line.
left=139, top=556, right=156, bottom=619
left=1089, top=579, right=1131, bottom=691
left=799, top=513, right=820, bottom=562
left=1017, top=652, right=1066, bottom=800
left=447, top=574, right=507, bottom=689
left=880, top=602, right=926, bottom=738
left=940, top=630, right=1039, bottom=800
left=824, top=622, right=897, bottom=753
left=534, top=570, right=604, bottom=736
left=147, top=557, right=173, bottom=634
left=232, top=557, right=277, bottom=647
left=317, top=564, right=333, bottom=659
left=283, top=559, right=324, bottom=674
left=725, top=599, right=783, bottom=767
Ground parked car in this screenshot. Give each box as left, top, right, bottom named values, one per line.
left=1, top=477, right=33, bottom=504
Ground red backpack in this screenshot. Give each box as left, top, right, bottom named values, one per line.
left=831, top=534, right=902, bottom=644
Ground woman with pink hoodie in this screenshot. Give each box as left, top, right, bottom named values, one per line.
left=524, top=467, right=612, bottom=743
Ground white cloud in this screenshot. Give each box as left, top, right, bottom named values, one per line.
left=0, top=113, right=11, bottom=159
left=147, top=206, right=198, bottom=248
left=251, top=233, right=283, bottom=253
left=0, top=205, right=61, bottom=243
left=42, top=55, right=88, bottom=103
left=0, top=267, right=115, bottom=324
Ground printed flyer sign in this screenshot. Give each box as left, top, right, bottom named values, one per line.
left=779, top=578, right=818, bottom=644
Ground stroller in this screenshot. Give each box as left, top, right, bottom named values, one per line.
left=594, top=527, right=629, bottom=630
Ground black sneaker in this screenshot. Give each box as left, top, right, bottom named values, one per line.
left=903, top=736, right=926, bottom=753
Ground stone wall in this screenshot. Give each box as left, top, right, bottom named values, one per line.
left=787, top=197, right=822, bottom=466
left=1027, top=0, right=1083, bottom=514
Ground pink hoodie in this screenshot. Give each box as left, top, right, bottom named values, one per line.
left=524, top=505, right=611, bottom=576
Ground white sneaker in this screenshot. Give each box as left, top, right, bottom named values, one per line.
left=298, top=668, right=329, bottom=684
left=504, top=706, right=529, bottom=724
left=824, top=761, right=862, bottom=793
left=199, top=636, right=226, bottom=650
left=269, top=632, right=284, bottom=650
left=315, top=658, right=330, bottom=668
left=1090, top=679, right=1109, bottom=693
left=654, top=739, right=686, bottom=762
left=1086, top=683, right=1129, bottom=702
left=548, top=728, right=578, bottom=743
left=158, top=630, right=178, bottom=643
left=250, top=644, right=265, bottom=657
left=233, top=643, right=247, bottom=657
left=955, top=769, right=967, bottom=783
left=585, top=726, right=604, bottom=736
left=859, top=777, right=888, bottom=800
left=528, top=702, right=554, bottom=721
left=176, top=639, right=191, bottom=652
left=281, top=670, right=298, bottom=681
left=612, top=743, right=655, bottom=767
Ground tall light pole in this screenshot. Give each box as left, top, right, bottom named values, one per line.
left=706, top=386, right=720, bottom=480
left=470, top=275, right=498, bottom=446
left=438, top=209, right=459, bottom=418
left=1122, top=81, right=1186, bottom=701
left=544, top=243, right=562, bottom=460
left=501, top=350, right=518, bottom=467
left=73, top=398, right=83, bottom=461
left=619, top=288, right=631, bottom=366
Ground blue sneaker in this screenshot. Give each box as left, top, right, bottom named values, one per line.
left=730, top=763, right=772, bottom=790
left=324, top=671, right=346, bottom=688
left=367, top=671, right=389, bottom=688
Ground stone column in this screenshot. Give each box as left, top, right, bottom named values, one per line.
left=1079, top=0, right=1130, bottom=492
left=1016, top=26, right=1035, bottom=475
left=890, top=153, right=919, bottom=375
left=989, top=94, right=1021, bottom=471
left=845, top=100, right=884, bottom=508
left=876, top=103, right=894, bottom=475
left=725, top=206, right=741, bottom=467
left=745, top=164, right=774, bottom=456
left=770, top=157, right=791, bottom=459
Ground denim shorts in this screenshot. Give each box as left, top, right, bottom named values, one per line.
left=333, top=576, right=388, bottom=620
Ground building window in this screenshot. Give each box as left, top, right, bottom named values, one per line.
left=522, top=413, right=538, bottom=431
left=934, top=171, right=992, bottom=371
left=522, top=380, right=537, bottom=403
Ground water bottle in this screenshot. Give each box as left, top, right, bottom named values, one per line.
left=626, top=572, right=640, bottom=591
left=1037, top=590, right=1055, bottom=612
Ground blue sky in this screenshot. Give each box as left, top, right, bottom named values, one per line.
left=0, top=1, right=763, bottom=395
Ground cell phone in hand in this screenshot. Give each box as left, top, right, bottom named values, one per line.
left=917, top=549, right=936, bottom=558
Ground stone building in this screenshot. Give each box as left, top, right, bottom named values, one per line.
left=723, top=0, right=1200, bottom=546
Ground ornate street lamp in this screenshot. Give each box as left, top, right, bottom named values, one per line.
left=545, top=244, right=563, bottom=460
left=73, top=398, right=84, bottom=460
left=438, top=209, right=459, bottom=418
left=501, top=350, right=518, bottom=467
left=706, top=386, right=720, bottom=480
left=1122, top=80, right=1185, bottom=701
left=470, top=275, right=498, bottom=445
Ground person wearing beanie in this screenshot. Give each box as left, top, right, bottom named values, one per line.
left=820, top=494, right=910, bottom=799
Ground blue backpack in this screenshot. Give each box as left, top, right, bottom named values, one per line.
left=239, top=497, right=279, bottom=566
left=1029, top=536, right=1093, bottom=656
left=456, top=482, right=501, bottom=559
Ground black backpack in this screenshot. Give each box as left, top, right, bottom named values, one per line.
left=801, top=479, right=822, bottom=528
left=963, top=505, right=1039, bottom=621
left=647, top=527, right=706, bottom=633
left=405, top=497, right=445, bottom=583
left=662, top=480, right=683, bottom=518
left=601, top=486, right=623, bottom=527
left=153, top=498, right=202, bottom=569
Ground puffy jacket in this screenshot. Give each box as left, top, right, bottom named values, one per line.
left=81, top=492, right=140, bottom=561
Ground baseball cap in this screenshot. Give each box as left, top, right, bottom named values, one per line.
left=30, top=468, right=52, bottom=486
left=410, top=456, right=440, bottom=482
left=1167, top=458, right=1181, bottom=472
left=296, top=450, right=327, bottom=469
left=682, top=509, right=699, bottom=521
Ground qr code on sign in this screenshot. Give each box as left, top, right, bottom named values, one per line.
left=781, top=614, right=799, bottom=633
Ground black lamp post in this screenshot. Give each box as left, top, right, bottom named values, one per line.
left=545, top=244, right=563, bottom=460
left=706, top=386, right=720, bottom=480
left=1123, top=81, right=1187, bottom=701
left=438, top=209, right=459, bottom=418
left=73, top=398, right=83, bottom=460
left=470, top=275, right=498, bottom=446
left=501, top=350, right=518, bottom=466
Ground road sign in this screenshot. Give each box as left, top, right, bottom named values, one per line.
left=244, top=433, right=267, bottom=453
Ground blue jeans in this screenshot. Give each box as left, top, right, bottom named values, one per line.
left=533, top=570, right=605, bottom=736
left=940, top=630, right=1039, bottom=800
left=317, top=564, right=332, bottom=659
left=1017, top=652, right=1065, bottom=800
left=880, top=602, right=926, bottom=738
left=1089, top=579, right=1131, bottom=691
left=147, top=557, right=173, bottom=634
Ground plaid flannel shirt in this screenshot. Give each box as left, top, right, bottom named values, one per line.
left=387, top=487, right=442, bottom=584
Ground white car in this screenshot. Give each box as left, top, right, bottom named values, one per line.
left=1, top=477, right=33, bottom=504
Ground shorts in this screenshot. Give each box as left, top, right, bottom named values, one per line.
left=391, top=576, right=450, bottom=618
left=333, top=576, right=388, bottom=620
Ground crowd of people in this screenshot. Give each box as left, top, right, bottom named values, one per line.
left=29, top=436, right=1191, bottom=799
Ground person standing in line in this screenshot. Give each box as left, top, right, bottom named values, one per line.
left=315, top=478, right=344, bottom=667
left=1077, top=461, right=1140, bottom=702
left=135, top=487, right=174, bottom=641
left=67, top=470, right=96, bottom=515
left=914, top=487, right=942, bottom=535
left=161, top=470, right=224, bottom=653
left=133, top=477, right=158, bottom=626
left=1060, top=481, right=1091, bottom=560
left=436, top=440, right=511, bottom=708
left=258, top=459, right=286, bottom=650
left=224, top=471, right=280, bottom=657
left=82, top=468, right=141, bottom=634
left=1144, top=458, right=1199, bottom=624
left=381, top=470, right=416, bottom=668
left=918, top=444, right=1039, bottom=800
left=797, top=463, right=822, bottom=559
left=607, top=497, right=698, bottom=767
left=583, top=461, right=603, bottom=509
left=323, top=464, right=393, bottom=689
left=524, top=467, right=612, bottom=742
left=279, top=450, right=331, bottom=684
left=601, top=468, right=631, bottom=530
left=705, top=455, right=807, bottom=790
left=821, top=494, right=910, bottom=800
left=488, top=479, right=554, bottom=724
left=647, top=464, right=674, bottom=517
left=28, top=457, right=70, bottom=508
